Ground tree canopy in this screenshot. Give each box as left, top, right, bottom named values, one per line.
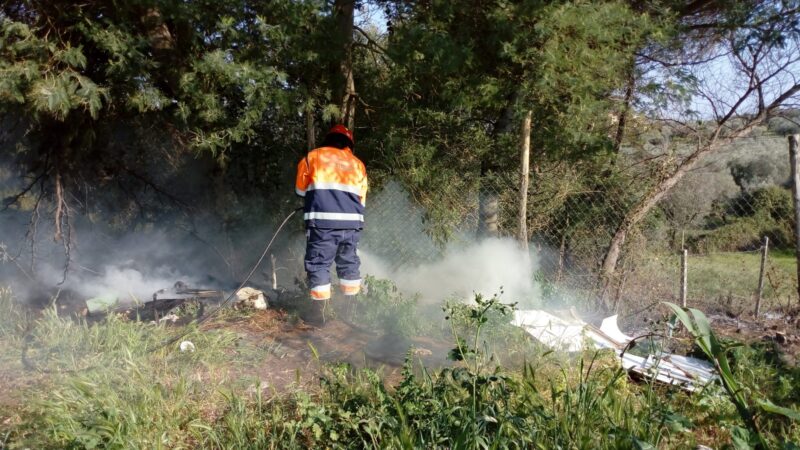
left=1, top=0, right=799, bottom=294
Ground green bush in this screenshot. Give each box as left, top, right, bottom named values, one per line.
left=692, top=186, right=794, bottom=252
left=353, top=276, right=424, bottom=338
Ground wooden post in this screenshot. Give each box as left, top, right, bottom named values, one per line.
left=755, top=236, right=769, bottom=317
left=518, top=110, right=532, bottom=251
left=680, top=249, right=688, bottom=308
left=270, top=254, right=278, bottom=290
left=556, top=221, right=568, bottom=283
left=789, top=134, right=800, bottom=304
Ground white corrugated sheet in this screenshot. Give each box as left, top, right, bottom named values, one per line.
left=512, top=310, right=716, bottom=392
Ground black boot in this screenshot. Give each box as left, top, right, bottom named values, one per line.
left=303, top=299, right=328, bottom=327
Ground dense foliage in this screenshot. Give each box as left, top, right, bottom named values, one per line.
left=1, top=0, right=797, bottom=251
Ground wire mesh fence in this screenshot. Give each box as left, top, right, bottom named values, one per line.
left=361, top=133, right=800, bottom=315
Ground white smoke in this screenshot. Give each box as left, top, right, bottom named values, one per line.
left=361, top=237, right=540, bottom=306
left=70, top=265, right=197, bottom=303
left=0, top=219, right=220, bottom=305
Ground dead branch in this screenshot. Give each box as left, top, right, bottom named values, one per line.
left=57, top=198, right=72, bottom=285
left=25, top=181, right=45, bottom=273
left=353, top=25, right=387, bottom=54
left=0, top=243, right=36, bottom=283
left=123, top=168, right=191, bottom=210
left=2, top=170, right=49, bottom=211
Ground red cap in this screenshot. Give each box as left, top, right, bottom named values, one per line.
left=328, top=124, right=354, bottom=145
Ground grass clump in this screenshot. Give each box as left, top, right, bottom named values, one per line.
left=2, top=293, right=243, bottom=449
left=199, top=298, right=671, bottom=449
left=351, top=275, right=425, bottom=337
left=2, top=287, right=800, bottom=448
left=0, top=287, right=27, bottom=339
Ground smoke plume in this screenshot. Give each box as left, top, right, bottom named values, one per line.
left=361, top=238, right=541, bottom=307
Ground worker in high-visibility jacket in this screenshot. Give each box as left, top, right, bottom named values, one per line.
left=295, top=124, right=368, bottom=306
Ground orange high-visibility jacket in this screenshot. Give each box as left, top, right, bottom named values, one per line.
left=295, top=146, right=368, bottom=229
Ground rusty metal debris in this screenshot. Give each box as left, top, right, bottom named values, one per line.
left=511, top=309, right=716, bottom=392
left=84, top=281, right=225, bottom=321
left=85, top=282, right=276, bottom=322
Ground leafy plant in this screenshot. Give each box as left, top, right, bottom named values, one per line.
left=353, top=276, right=423, bottom=338
left=664, top=302, right=800, bottom=449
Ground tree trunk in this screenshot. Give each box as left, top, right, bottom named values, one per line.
left=333, top=0, right=356, bottom=128
left=478, top=92, right=519, bottom=238
left=142, top=8, right=174, bottom=52
left=600, top=76, right=800, bottom=304
left=140, top=7, right=178, bottom=95
left=601, top=144, right=714, bottom=279
left=612, top=69, right=635, bottom=155
left=518, top=110, right=532, bottom=250
left=600, top=119, right=771, bottom=281
left=478, top=191, right=499, bottom=238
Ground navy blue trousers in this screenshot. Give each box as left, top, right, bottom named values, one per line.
left=305, top=228, right=361, bottom=299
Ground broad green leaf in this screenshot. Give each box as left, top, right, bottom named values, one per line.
left=758, top=398, right=800, bottom=421
left=689, top=307, right=716, bottom=354
left=730, top=426, right=753, bottom=450
left=662, top=302, right=697, bottom=336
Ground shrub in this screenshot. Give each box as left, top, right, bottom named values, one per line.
left=692, top=186, right=794, bottom=252
left=352, top=276, right=424, bottom=338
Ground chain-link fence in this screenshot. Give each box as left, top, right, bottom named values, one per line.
left=361, top=133, right=800, bottom=316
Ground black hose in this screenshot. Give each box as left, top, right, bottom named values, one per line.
left=157, top=207, right=301, bottom=348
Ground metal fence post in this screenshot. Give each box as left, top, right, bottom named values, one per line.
left=270, top=254, right=278, bottom=290
left=681, top=249, right=688, bottom=308
left=789, top=134, right=800, bottom=304
left=755, top=236, right=769, bottom=317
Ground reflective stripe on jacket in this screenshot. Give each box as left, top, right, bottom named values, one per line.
left=295, top=146, right=368, bottom=229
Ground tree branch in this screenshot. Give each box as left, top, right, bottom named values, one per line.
left=353, top=25, right=387, bottom=54
left=2, top=170, right=49, bottom=211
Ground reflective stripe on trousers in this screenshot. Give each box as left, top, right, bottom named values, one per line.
left=304, top=228, right=361, bottom=298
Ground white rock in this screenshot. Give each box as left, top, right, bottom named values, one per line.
left=234, top=287, right=267, bottom=310
left=179, top=341, right=196, bottom=352
left=159, top=313, right=180, bottom=323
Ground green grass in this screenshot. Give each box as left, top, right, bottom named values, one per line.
left=1, top=287, right=799, bottom=449
left=691, top=251, right=796, bottom=304
left=638, top=250, right=798, bottom=312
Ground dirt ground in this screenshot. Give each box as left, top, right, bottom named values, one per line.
left=0, top=304, right=455, bottom=437
left=207, top=307, right=453, bottom=393
left=708, top=311, right=800, bottom=366
left=620, top=299, right=800, bottom=366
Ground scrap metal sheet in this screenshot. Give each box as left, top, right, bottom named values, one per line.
left=512, top=310, right=716, bottom=391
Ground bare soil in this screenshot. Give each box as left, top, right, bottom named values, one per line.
left=208, top=308, right=453, bottom=393
left=622, top=299, right=800, bottom=366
